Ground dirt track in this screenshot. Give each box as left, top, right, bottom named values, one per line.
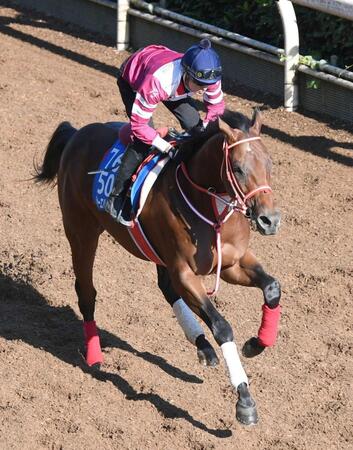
left=0, top=3, right=352, bottom=449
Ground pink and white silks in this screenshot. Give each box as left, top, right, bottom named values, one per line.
left=121, top=45, right=225, bottom=152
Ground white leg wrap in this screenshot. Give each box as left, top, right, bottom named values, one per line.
left=221, top=341, right=248, bottom=389
left=173, top=298, right=204, bottom=345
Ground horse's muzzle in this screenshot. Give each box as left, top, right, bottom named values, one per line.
left=255, top=210, right=281, bottom=235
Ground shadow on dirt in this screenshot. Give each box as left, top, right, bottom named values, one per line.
left=222, top=107, right=353, bottom=167
left=0, top=5, right=118, bottom=77
left=1, top=0, right=352, bottom=143
left=1, top=0, right=115, bottom=46
left=0, top=273, right=232, bottom=437
left=261, top=122, right=353, bottom=167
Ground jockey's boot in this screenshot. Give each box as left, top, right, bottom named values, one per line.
left=104, top=143, right=144, bottom=226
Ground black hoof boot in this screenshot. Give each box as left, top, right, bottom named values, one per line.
left=196, top=335, right=219, bottom=367
left=242, top=337, right=265, bottom=358
left=236, top=400, right=259, bottom=425
left=89, top=362, right=102, bottom=372
left=236, top=382, right=258, bottom=425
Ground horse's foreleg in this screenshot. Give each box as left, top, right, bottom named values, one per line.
left=156, top=266, right=219, bottom=366
left=170, top=267, right=258, bottom=425
left=65, top=219, right=103, bottom=367
left=220, top=249, right=281, bottom=358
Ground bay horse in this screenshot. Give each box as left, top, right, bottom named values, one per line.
left=35, top=109, right=281, bottom=426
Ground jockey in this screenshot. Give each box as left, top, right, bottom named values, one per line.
left=105, top=38, right=225, bottom=225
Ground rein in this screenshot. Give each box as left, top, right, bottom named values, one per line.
left=175, top=136, right=272, bottom=296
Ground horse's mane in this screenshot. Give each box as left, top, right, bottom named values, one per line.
left=178, top=110, right=252, bottom=161
left=219, top=110, right=252, bottom=133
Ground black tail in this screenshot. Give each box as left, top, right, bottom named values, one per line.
left=34, top=121, right=77, bottom=185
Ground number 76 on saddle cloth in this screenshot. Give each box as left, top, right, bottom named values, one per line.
left=91, top=139, right=125, bottom=210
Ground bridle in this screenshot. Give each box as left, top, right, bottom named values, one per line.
left=175, top=136, right=272, bottom=296
left=222, top=137, right=272, bottom=214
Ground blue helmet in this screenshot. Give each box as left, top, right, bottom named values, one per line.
left=181, top=39, right=222, bottom=85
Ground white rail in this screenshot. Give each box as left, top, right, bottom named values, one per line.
left=89, top=0, right=115, bottom=8
left=128, top=8, right=281, bottom=66
left=116, top=0, right=129, bottom=50
left=277, top=0, right=299, bottom=111
left=86, top=0, right=353, bottom=112
left=292, top=0, right=353, bottom=20
left=278, top=0, right=353, bottom=109
left=130, top=0, right=283, bottom=56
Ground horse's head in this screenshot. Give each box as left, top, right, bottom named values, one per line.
left=218, top=110, right=281, bottom=235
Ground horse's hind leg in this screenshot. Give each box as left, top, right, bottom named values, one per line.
left=63, top=212, right=103, bottom=367
left=156, top=266, right=219, bottom=367
left=220, top=249, right=281, bottom=358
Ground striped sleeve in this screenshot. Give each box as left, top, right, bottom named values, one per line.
left=203, top=81, right=225, bottom=122
left=130, top=82, right=171, bottom=151
left=130, top=92, right=158, bottom=145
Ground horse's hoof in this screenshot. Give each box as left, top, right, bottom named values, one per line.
left=236, top=400, right=259, bottom=426
left=88, top=362, right=101, bottom=372
left=197, top=347, right=219, bottom=367
left=196, top=335, right=219, bottom=367
left=242, top=337, right=265, bottom=358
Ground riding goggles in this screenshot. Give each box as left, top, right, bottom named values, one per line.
left=187, top=67, right=222, bottom=81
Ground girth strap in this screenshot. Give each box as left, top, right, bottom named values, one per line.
left=128, top=219, right=165, bottom=266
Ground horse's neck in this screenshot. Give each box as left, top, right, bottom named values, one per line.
left=186, top=134, right=225, bottom=192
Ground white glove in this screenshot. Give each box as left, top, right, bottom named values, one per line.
left=152, top=134, right=172, bottom=153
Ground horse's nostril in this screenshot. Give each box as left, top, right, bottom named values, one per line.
left=259, top=215, right=272, bottom=227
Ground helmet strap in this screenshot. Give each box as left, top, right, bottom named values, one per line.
left=183, top=73, right=191, bottom=92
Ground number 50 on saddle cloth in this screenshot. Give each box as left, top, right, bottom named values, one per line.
left=91, top=138, right=169, bottom=221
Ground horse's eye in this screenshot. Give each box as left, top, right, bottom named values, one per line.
left=233, top=165, right=244, bottom=176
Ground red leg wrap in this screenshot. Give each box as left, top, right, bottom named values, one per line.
left=83, top=321, right=103, bottom=366
left=257, top=304, right=281, bottom=347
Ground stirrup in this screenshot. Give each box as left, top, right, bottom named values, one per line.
left=117, top=197, right=133, bottom=227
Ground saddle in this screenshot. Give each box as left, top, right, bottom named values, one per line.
left=91, top=124, right=191, bottom=225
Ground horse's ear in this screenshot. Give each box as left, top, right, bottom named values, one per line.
left=218, top=117, right=240, bottom=144
left=250, top=108, right=262, bottom=135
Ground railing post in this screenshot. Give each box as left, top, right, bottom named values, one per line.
left=117, top=0, right=129, bottom=50
left=277, top=0, right=299, bottom=111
